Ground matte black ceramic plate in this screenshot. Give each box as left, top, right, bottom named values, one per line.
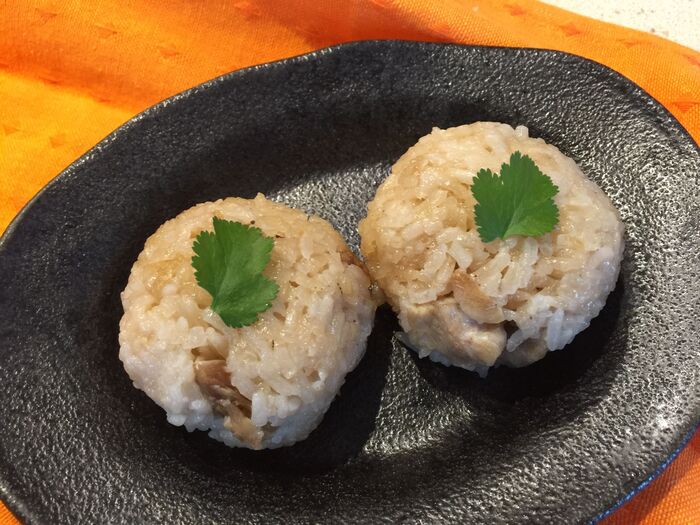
left=0, top=41, right=698, bottom=524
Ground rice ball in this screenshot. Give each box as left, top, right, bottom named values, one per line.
left=119, top=194, right=378, bottom=449
left=359, top=122, right=624, bottom=375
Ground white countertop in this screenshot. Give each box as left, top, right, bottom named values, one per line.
left=544, top=0, right=699, bottom=51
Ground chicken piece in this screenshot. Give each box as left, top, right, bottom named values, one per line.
left=450, top=269, right=505, bottom=324
left=400, top=298, right=506, bottom=368
left=193, top=357, right=264, bottom=449
left=497, top=338, right=548, bottom=368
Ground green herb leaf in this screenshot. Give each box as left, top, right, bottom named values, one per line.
left=191, top=217, right=279, bottom=328
left=471, top=151, right=559, bottom=242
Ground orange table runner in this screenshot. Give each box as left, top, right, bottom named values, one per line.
left=0, top=1, right=698, bottom=523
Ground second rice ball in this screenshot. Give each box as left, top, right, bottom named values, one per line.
left=359, top=122, right=624, bottom=375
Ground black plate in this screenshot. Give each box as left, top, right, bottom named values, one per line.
left=0, top=40, right=698, bottom=524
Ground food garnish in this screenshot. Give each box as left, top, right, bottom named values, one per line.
left=192, top=217, right=278, bottom=328
left=471, top=151, right=559, bottom=242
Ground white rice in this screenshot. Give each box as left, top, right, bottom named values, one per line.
left=359, top=122, right=624, bottom=375
left=119, top=194, right=378, bottom=449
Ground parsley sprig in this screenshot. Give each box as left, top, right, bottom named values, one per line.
left=192, top=217, right=279, bottom=328
left=471, top=151, right=559, bottom=242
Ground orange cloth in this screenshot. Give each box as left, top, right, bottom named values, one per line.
left=0, top=0, right=697, bottom=523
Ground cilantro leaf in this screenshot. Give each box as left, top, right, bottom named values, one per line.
left=191, top=217, right=279, bottom=328
left=471, top=151, right=559, bottom=242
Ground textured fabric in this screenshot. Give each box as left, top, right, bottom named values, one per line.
left=0, top=1, right=698, bottom=523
